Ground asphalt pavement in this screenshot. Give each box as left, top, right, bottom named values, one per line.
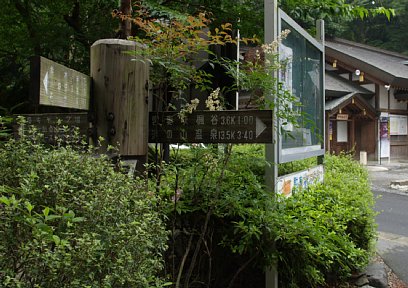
left=367, top=160, right=408, bottom=285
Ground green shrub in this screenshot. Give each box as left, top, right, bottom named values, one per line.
left=157, top=144, right=271, bottom=287
left=271, top=153, right=377, bottom=287
left=157, top=146, right=377, bottom=288
left=0, top=115, right=12, bottom=140
left=0, top=129, right=168, bottom=287
left=278, top=156, right=318, bottom=176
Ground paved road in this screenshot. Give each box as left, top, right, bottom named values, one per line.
left=368, top=163, right=408, bottom=284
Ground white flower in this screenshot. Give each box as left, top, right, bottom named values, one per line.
left=261, top=29, right=291, bottom=55
left=205, top=88, right=222, bottom=111
left=179, top=98, right=200, bottom=123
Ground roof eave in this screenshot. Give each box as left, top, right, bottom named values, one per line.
left=326, top=47, right=408, bottom=89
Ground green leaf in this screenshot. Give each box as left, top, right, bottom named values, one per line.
left=36, top=223, right=53, bottom=235
left=52, top=235, right=61, bottom=245
left=0, top=196, right=10, bottom=206
left=63, top=210, right=76, bottom=219
left=25, top=201, right=34, bottom=213
left=45, top=215, right=61, bottom=222
left=43, top=207, right=50, bottom=217
left=72, top=217, right=85, bottom=223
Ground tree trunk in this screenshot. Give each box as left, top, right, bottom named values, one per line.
left=120, top=0, right=132, bottom=39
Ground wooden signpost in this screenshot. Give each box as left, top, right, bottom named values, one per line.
left=14, top=113, right=89, bottom=143
left=31, top=56, right=91, bottom=110
left=22, top=56, right=91, bottom=144
left=91, top=39, right=149, bottom=157
left=149, top=110, right=273, bottom=144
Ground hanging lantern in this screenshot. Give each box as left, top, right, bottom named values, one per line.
left=359, top=72, right=364, bottom=82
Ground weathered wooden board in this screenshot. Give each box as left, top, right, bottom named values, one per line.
left=91, top=39, right=149, bottom=156
left=14, top=113, right=89, bottom=143
left=149, top=110, right=273, bottom=143
left=31, top=56, right=91, bottom=110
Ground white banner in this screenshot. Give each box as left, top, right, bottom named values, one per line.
left=277, top=165, right=324, bottom=197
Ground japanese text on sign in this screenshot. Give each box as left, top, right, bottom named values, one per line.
left=149, top=110, right=273, bottom=144
left=14, top=113, right=89, bottom=144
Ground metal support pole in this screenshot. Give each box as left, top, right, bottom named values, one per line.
left=388, top=88, right=391, bottom=163
left=316, top=19, right=325, bottom=165
left=264, top=1, right=279, bottom=288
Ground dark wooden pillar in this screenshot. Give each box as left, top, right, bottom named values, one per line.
left=90, top=39, right=149, bottom=161
left=350, top=117, right=355, bottom=153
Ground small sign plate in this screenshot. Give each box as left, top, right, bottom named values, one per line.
left=32, top=56, right=91, bottom=110
left=14, top=113, right=89, bottom=143
left=336, top=113, right=349, bottom=121
left=149, top=110, right=273, bottom=144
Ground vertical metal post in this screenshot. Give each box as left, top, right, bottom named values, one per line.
left=379, top=117, right=382, bottom=165
left=236, top=19, right=241, bottom=111
left=316, top=19, right=325, bottom=165
left=264, top=1, right=279, bottom=288
left=387, top=87, right=391, bottom=163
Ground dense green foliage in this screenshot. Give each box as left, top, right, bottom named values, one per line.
left=0, top=129, right=378, bottom=288
left=141, top=0, right=393, bottom=38
left=0, top=2, right=385, bottom=287
left=0, top=128, right=168, bottom=287
left=0, top=115, right=12, bottom=139
left=275, top=153, right=377, bottom=286
left=0, top=0, right=395, bottom=114
left=159, top=145, right=377, bottom=287
left=339, top=0, right=408, bottom=55
left=0, top=0, right=118, bottom=112
left=281, top=0, right=394, bottom=35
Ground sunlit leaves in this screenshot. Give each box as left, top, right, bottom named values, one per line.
left=280, top=0, right=395, bottom=31
left=0, top=129, right=168, bottom=287
left=124, top=10, right=225, bottom=91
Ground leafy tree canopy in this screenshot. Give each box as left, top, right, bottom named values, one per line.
left=281, top=0, right=394, bottom=34
left=139, top=0, right=394, bottom=38
left=0, top=0, right=395, bottom=112
left=0, top=0, right=118, bottom=113
left=337, top=0, right=408, bottom=55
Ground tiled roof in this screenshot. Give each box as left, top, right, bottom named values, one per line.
left=325, top=92, right=356, bottom=111
left=326, top=38, right=408, bottom=89
left=325, top=92, right=377, bottom=119
left=325, top=71, right=374, bottom=97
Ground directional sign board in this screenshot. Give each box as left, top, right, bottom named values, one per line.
left=14, top=113, right=89, bottom=143
left=149, top=110, right=273, bottom=144
left=31, top=56, right=91, bottom=110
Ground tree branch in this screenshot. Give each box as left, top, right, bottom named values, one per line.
left=227, top=251, right=259, bottom=288
left=183, top=209, right=212, bottom=288
left=176, top=232, right=194, bottom=288
left=63, top=1, right=90, bottom=47
left=14, top=0, right=41, bottom=55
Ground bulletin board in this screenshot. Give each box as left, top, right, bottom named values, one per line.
left=390, top=115, right=407, bottom=136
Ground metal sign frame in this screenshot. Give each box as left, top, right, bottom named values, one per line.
left=277, top=9, right=325, bottom=163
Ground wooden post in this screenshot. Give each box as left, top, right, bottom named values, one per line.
left=90, top=39, right=149, bottom=164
